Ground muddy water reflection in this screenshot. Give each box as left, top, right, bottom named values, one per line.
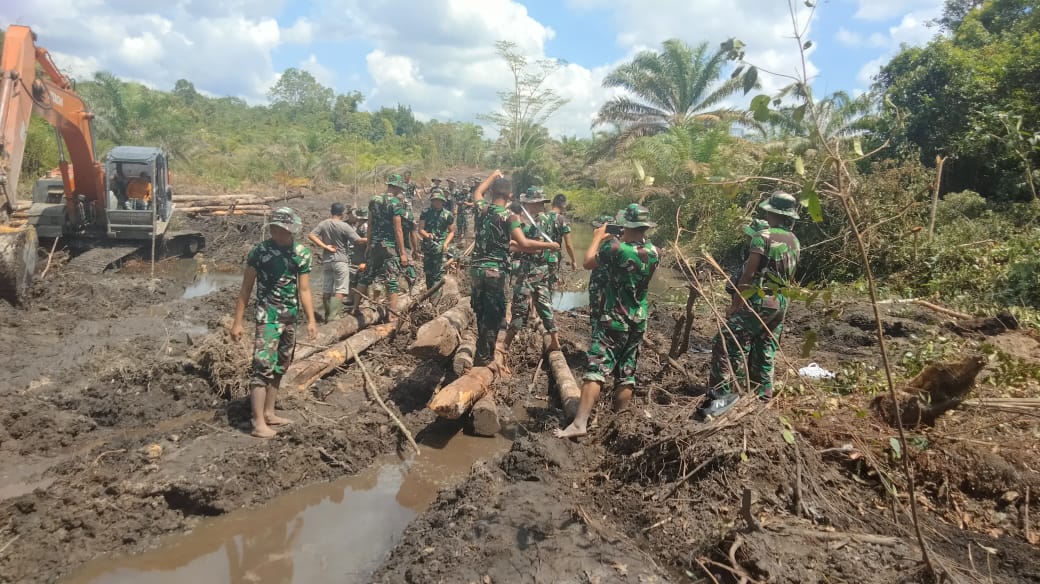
left=65, top=427, right=512, bottom=584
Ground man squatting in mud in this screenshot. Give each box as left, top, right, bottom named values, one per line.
left=698, top=191, right=801, bottom=419
left=231, top=207, right=318, bottom=439
left=556, top=204, right=659, bottom=439
left=469, top=170, right=560, bottom=373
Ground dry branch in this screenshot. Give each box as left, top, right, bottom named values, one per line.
left=345, top=342, right=421, bottom=456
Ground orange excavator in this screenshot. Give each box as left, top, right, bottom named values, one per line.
left=0, top=25, right=203, bottom=304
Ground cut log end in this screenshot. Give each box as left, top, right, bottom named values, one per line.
left=471, top=392, right=500, bottom=437
left=452, top=330, right=477, bottom=376
left=428, top=366, right=495, bottom=419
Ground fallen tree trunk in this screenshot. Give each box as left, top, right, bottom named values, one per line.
left=428, top=366, right=496, bottom=419
left=296, top=305, right=386, bottom=361
left=873, top=355, right=987, bottom=428
left=471, top=391, right=500, bottom=437
left=535, top=321, right=581, bottom=418
left=205, top=210, right=271, bottom=217
left=179, top=205, right=272, bottom=213
left=452, top=330, right=476, bottom=376
left=176, top=193, right=303, bottom=204
left=283, top=292, right=417, bottom=392
left=409, top=299, right=473, bottom=359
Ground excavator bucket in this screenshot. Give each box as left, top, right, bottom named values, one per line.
left=0, top=225, right=38, bottom=305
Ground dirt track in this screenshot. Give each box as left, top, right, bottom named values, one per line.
left=1, top=187, right=1039, bottom=583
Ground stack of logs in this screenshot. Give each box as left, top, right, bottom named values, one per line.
left=177, top=192, right=304, bottom=217
left=7, top=202, right=31, bottom=228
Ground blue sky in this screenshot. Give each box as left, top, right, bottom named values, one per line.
left=3, top=0, right=945, bottom=136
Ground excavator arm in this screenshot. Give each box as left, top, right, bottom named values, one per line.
left=0, top=25, right=105, bottom=304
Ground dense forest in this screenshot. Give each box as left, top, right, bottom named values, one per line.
left=8, top=0, right=1040, bottom=313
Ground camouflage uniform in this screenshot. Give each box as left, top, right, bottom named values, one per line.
left=584, top=205, right=659, bottom=387
left=708, top=194, right=801, bottom=400
left=510, top=209, right=559, bottom=333
left=470, top=199, right=521, bottom=366
left=419, top=194, right=455, bottom=289
left=588, top=213, right=618, bottom=325
left=401, top=206, right=419, bottom=289
left=452, top=187, right=472, bottom=236
left=546, top=210, right=571, bottom=287
left=359, top=189, right=406, bottom=294
left=246, top=232, right=312, bottom=387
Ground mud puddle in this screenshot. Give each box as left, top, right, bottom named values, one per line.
left=175, top=259, right=242, bottom=300
left=64, top=422, right=514, bottom=584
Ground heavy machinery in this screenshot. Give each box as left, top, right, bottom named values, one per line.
left=0, top=25, right=204, bottom=304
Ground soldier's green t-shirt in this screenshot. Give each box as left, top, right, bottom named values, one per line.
left=247, top=240, right=312, bottom=324
left=748, top=227, right=800, bottom=293
left=595, top=238, right=659, bottom=332
left=419, top=207, right=454, bottom=249
left=473, top=200, right=521, bottom=270
left=368, top=192, right=406, bottom=248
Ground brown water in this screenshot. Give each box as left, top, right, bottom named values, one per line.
left=63, top=424, right=513, bottom=584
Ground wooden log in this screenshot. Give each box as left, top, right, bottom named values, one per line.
left=547, top=349, right=581, bottom=419
left=296, top=305, right=386, bottom=361
left=452, top=330, right=477, bottom=376
left=409, top=299, right=473, bottom=359
left=204, top=210, right=271, bottom=217
left=283, top=292, right=417, bottom=392
left=428, top=367, right=495, bottom=419
left=179, top=204, right=272, bottom=213
left=471, top=391, right=500, bottom=437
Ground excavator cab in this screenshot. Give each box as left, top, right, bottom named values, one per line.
left=104, top=146, right=173, bottom=239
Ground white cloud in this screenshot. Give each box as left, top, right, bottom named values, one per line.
left=850, top=4, right=944, bottom=88
left=836, top=27, right=889, bottom=48
left=282, top=17, right=314, bottom=44
left=852, top=0, right=943, bottom=22
left=300, top=53, right=335, bottom=86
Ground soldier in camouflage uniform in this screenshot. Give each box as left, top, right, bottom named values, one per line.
left=352, top=175, right=410, bottom=318
left=550, top=194, right=578, bottom=276
left=449, top=178, right=473, bottom=240
left=501, top=189, right=563, bottom=355
left=230, top=207, right=318, bottom=439
left=400, top=205, right=420, bottom=290
left=556, top=204, right=659, bottom=439
left=700, top=191, right=801, bottom=418
left=402, top=170, right=420, bottom=206
left=588, top=213, right=620, bottom=329
left=469, top=171, right=560, bottom=372
left=418, top=188, right=456, bottom=289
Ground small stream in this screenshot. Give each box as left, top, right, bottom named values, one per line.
left=63, top=423, right=514, bottom=584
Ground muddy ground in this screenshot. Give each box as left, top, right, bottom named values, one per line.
left=1, top=186, right=1039, bottom=583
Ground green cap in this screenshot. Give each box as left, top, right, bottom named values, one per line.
left=430, top=188, right=447, bottom=202
left=352, top=207, right=368, bottom=219
left=616, top=203, right=656, bottom=229
left=267, top=207, right=302, bottom=235
left=591, top=213, right=616, bottom=228
left=758, top=191, right=800, bottom=220
left=446, top=177, right=457, bottom=183
left=386, top=174, right=406, bottom=189
left=743, top=218, right=770, bottom=237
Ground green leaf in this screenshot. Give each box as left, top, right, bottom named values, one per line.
left=801, top=330, right=818, bottom=358
left=782, top=429, right=796, bottom=444
left=740, top=451, right=749, bottom=462
left=742, top=66, right=759, bottom=95
left=889, top=437, right=903, bottom=460
left=803, top=40, right=813, bottom=50
left=853, top=137, right=864, bottom=156
left=730, top=65, right=745, bottom=80
left=800, top=184, right=823, bottom=223
left=750, top=94, right=771, bottom=123
left=792, top=104, right=807, bottom=125
left=794, top=155, right=805, bottom=177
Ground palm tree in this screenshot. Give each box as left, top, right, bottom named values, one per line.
left=594, top=39, right=749, bottom=153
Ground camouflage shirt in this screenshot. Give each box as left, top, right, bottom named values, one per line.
left=543, top=210, right=571, bottom=265
left=247, top=239, right=312, bottom=324
left=451, top=189, right=472, bottom=213
left=368, top=192, right=406, bottom=248
left=419, top=207, right=454, bottom=251
left=588, top=235, right=618, bottom=318
left=472, top=200, right=521, bottom=270
left=403, top=182, right=418, bottom=205
left=596, top=238, right=659, bottom=332
left=748, top=227, right=800, bottom=293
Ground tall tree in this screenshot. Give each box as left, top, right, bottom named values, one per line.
left=480, top=41, right=569, bottom=154
left=594, top=39, right=748, bottom=151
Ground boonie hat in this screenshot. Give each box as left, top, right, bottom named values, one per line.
left=520, top=187, right=549, bottom=204
left=386, top=174, right=407, bottom=189
left=430, top=188, right=448, bottom=202
left=591, top=213, right=616, bottom=228
left=616, top=203, right=657, bottom=229
left=758, top=191, right=800, bottom=220
left=267, top=207, right=302, bottom=235
left=352, top=207, right=368, bottom=219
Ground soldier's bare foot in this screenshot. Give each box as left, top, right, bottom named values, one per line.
left=546, top=339, right=562, bottom=352
left=251, top=424, right=277, bottom=439
left=266, top=414, right=293, bottom=426
left=554, top=421, right=587, bottom=439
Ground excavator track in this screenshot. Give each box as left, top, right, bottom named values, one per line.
left=68, top=245, right=140, bottom=274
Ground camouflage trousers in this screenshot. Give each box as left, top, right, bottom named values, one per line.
left=510, top=265, right=555, bottom=333
left=251, top=321, right=296, bottom=387
left=422, top=244, right=445, bottom=289
left=359, top=243, right=401, bottom=294
left=456, top=211, right=469, bottom=237
left=708, top=294, right=787, bottom=399
left=583, top=325, right=644, bottom=387
left=469, top=265, right=508, bottom=366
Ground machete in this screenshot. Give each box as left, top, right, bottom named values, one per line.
left=518, top=203, right=554, bottom=243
